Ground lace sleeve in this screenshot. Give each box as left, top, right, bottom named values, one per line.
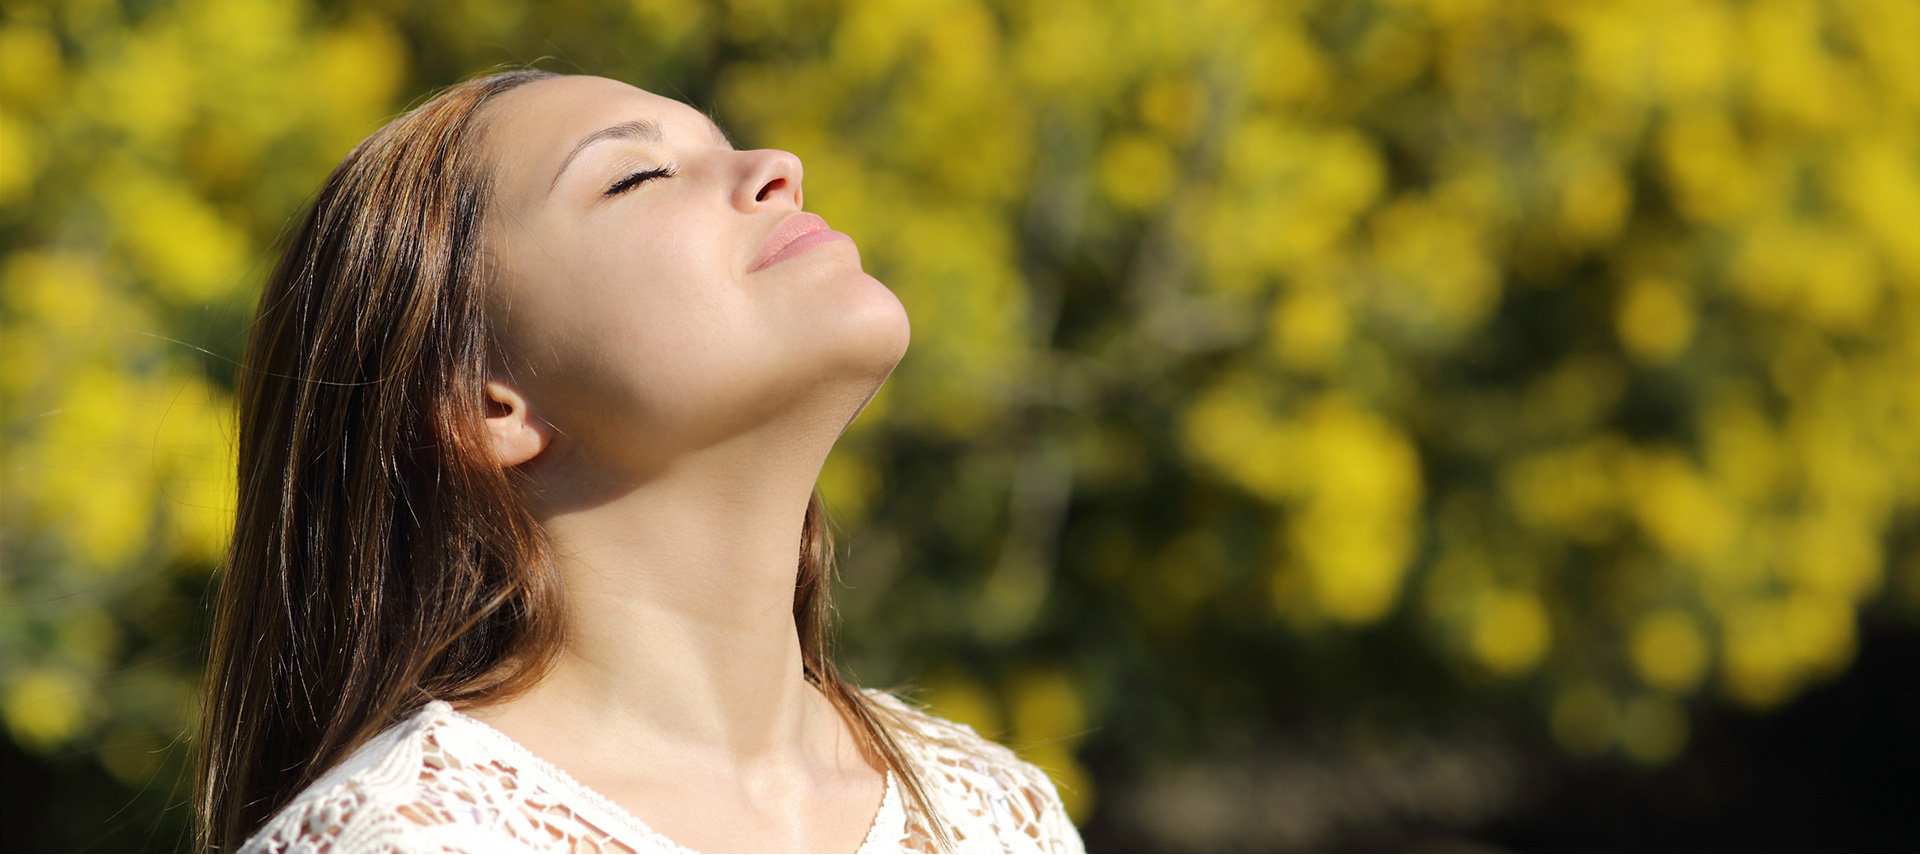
left=237, top=723, right=528, bottom=855
left=1022, top=760, right=1087, bottom=855
left=864, top=689, right=1088, bottom=854
left=241, top=777, right=449, bottom=854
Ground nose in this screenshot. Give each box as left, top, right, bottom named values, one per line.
left=736, top=149, right=804, bottom=211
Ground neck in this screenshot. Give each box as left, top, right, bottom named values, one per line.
left=492, top=420, right=839, bottom=766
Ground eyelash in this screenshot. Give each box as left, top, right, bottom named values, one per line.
left=605, top=164, right=678, bottom=196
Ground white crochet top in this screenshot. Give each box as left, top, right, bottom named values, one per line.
left=240, top=689, right=1085, bottom=854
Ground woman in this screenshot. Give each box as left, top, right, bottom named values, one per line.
left=193, top=69, right=1083, bottom=854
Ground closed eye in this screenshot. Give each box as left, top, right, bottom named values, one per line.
left=606, top=164, right=678, bottom=196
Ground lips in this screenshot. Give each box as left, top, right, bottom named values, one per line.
left=749, top=212, right=853, bottom=272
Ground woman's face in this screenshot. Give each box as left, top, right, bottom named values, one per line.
left=478, top=75, right=909, bottom=472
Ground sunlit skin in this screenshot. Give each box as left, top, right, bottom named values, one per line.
left=456, top=75, right=910, bottom=853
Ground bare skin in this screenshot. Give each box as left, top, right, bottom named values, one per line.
left=454, top=75, right=912, bottom=853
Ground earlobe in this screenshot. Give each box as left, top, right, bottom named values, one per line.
left=483, top=379, right=551, bottom=468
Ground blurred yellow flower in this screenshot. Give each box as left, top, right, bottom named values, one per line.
left=28, top=369, right=160, bottom=571
left=1615, top=277, right=1695, bottom=364
left=1469, top=589, right=1551, bottom=677
left=1370, top=197, right=1500, bottom=341
left=1269, top=286, right=1351, bottom=371
left=1629, top=610, right=1710, bottom=693
left=817, top=448, right=881, bottom=528
left=1284, top=397, right=1424, bottom=623
left=0, top=110, right=37, bottom=207
left=1783, top=512, right=1884, bottom=605
left=1720, top=592, right=1855, bottom=708
left=918, top=668, right=1005, bottom=739
left=1658, top=110, right=1763, bottom=224
left=1180, top=374, right=1296, bottom=503
left=1245, top=21, right=1329, bottom=108
left=1831, top=139, right=1920, bottom=286
left=1653, top=0, right=1734, bottom=105
left=1503, top=437, right=1626, bottom=545
left=0, top=23, right=68, bottom=113
left=1098, top=133, right=1178, bottom=212
left=99, top=167, right=250, bottom=304
left=1555, top=152, right=1631, bottom=247
left=1624, top=447, right=1738, bottom=567
left=1008, top=667, right=1086, bottom=747
left=2, top=668, right=92, bottom=751
left=1701, top=393, right=1785, bottom=507
left=306, top=15, right=409, bottom=151
left=1138, top=76, right=1208, bottom=141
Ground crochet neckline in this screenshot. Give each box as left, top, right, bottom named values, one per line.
left=424, top=700, right=903, bottom=855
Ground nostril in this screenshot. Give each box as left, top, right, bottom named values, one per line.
left=756, top=178, right=783, bottom=203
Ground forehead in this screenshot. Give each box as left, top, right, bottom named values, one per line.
left=481, top=75, right=705, bottom=201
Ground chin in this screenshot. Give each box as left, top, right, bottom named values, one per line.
left=818, top=270, right=911, bottom=377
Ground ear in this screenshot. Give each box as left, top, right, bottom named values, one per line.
left=483, top=379, right=552, bottom=468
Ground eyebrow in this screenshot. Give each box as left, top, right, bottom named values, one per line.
left=548, top=114, right=736, bottom=194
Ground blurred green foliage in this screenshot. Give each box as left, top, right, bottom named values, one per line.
left=5, top=0, right=1920, bottom=845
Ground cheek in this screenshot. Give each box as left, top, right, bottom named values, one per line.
left=594, top=229, right=774, bottom=402
left=501, top=219, right=780, bottom=439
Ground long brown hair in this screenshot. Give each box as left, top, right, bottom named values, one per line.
left=194, top=69, right=950, bottom=852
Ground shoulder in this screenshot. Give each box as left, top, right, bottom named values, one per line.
left=861, top=688, right=1086, bottom=855
left=239, top=702, right=524, bottom=854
